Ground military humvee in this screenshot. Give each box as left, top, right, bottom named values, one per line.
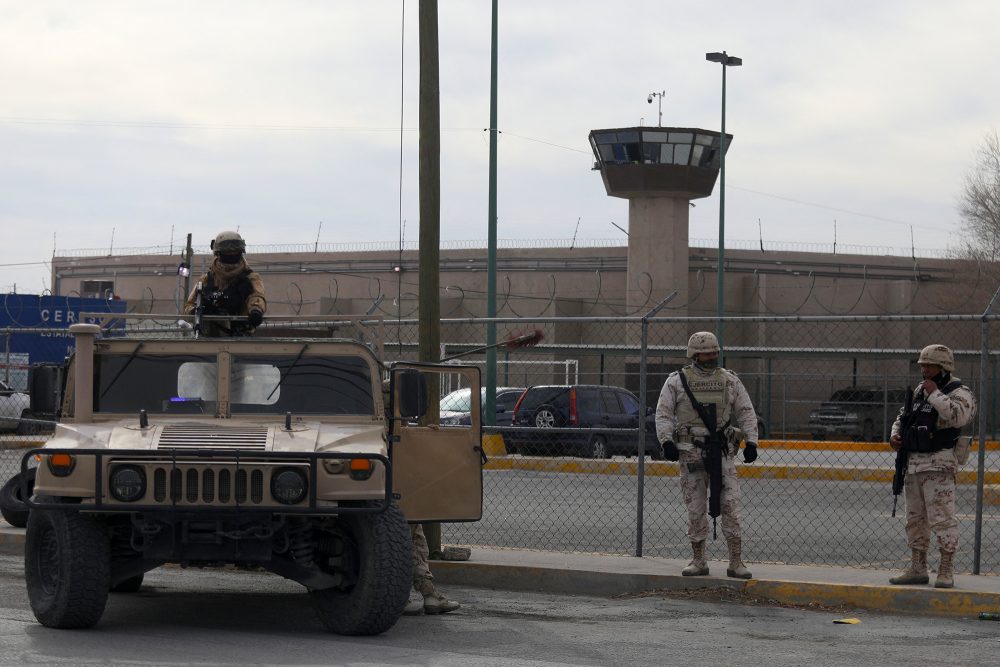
left=18, top=316, right=483, bottom=635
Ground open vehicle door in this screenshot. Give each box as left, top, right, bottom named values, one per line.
left=388, top=363, right=483, bottom=522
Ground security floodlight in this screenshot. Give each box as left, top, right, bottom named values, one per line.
left=177, top=262, right=190, bottom=277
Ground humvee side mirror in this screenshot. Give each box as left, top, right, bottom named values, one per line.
left=397, top=369, right=428, bottom=419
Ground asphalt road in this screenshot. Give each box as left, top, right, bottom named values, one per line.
left=0, top=553, right=998, bottom=667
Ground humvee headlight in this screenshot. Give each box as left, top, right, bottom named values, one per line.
left=349, top=458, right=375, bottom=481
left=47, top=453, right=76, bottom=477
left=109, top=465, right=146, bottom=502
left=271, top=468, right=308, bottom=505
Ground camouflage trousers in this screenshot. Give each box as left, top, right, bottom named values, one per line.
left=903, top=470, right=959, bottom=553
left=678, top=448, right=742, bottom=543
left=410, top=523, right=437, bottom=596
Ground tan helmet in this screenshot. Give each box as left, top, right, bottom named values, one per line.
left=211, top=230, right=246, bottom=255
left=916, top=344, right=954, bottom=372
left=687, top=331, right=720, bottom=358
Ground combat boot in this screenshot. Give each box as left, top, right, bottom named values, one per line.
left=889, top=549, right=929, bottom=585
left=423, top=591, right=461, bottom=614
left=935, top=550, right=955, bottom=589
left=681, top=540, right=709, bottom=576
left=726, top=536, right=752, bottom=579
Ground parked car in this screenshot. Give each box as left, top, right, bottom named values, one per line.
left=0, top=379, right=30, bottom=433
left=808, top=386, right=908, bottom=441
left=439, top=387, right=525, bottom=426
left=505, top=384, right=660, bottom=459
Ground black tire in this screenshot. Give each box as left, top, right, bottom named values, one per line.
left=110, top=574, right=144, bottom=593
left=309, top=503, right=412, bottom=636
left=25, top=500, right=110, bottom=628
left=587, top=435, right=608, bottom=459
left=533, top=405, right=564, bottom=428
left=1, top=468, right=36, bottom=528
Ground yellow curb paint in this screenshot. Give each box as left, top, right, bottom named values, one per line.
left=484, top=457, right=1000, bottom=484
left=482, top=434, right=507, bottom=457
left=985, top=485, right=1000, bottom=506
left=744, top=580, right=1000, bottom=617
left=760, top=439, right=1000, bottom=452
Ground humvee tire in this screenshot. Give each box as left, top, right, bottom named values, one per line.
left=110, top=574, right=144, bottom=593
left=25, top=499, right=111, bottom=628
left=310, top=502, right=411, bottom=636
left=0, top=468, right=35, bottom=528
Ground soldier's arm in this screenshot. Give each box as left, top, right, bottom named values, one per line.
left=728, top=373, right=759, bottom=442
left=927, top=385, right=976, bottom=429
left=655, top=375, right=679, bottom=444
left=245, top=271, right=267, bottom=314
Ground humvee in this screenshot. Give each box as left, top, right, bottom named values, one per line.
left=17, top=316, right=484, bottom=635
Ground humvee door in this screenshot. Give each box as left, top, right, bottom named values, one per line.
left=389, top=364, right=483, bottom=522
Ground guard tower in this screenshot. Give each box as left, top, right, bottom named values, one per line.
left=588, top=127, right=731, bottom=313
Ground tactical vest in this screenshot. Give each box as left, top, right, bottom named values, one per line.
left=204, top=270, right=255, bottom=316
left=675, top=366, right=732, bottom=434
left=901, top=379, right=964, bottom=453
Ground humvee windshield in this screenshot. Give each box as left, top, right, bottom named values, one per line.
left=95, top=353, right=375, bottom=416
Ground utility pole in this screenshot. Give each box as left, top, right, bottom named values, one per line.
left=418, top=0, right=443, bottom=557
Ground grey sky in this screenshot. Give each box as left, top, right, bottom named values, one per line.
left=1, top=1, right=997, bottom=293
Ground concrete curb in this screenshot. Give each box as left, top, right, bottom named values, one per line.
left=431, top=562, right=1000, bottom=618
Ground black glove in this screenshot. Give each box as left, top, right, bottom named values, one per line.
left=743, top=442, right=758, bottom=463
left=248, top=308, right=264, bottom=327
left=662, top=440, right=679, bottom=461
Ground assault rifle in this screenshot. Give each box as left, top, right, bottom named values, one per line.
left=891, top=388, right=915, bottom=517
left=678, top=372, right=725, bottom=540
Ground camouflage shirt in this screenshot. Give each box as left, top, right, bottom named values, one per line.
left=655, top=364, right=759, bottom=452
left=890, top=376, right=976, bottom=474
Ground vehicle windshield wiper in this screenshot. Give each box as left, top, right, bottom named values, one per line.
left=266, top=344, right=310, bottom=401
left=99, top=342, right=144, bottom=398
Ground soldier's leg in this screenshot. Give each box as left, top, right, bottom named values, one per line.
left=409, top=523, right=460, bottom=614
left=890, top=473, right=930, bottom=585
left=679, top=449, right=709, bottom=542
left=924, top=471, right=959, bottom=588
left=678, top=449, right=709, bottom=576
left=720, top=455, right=750, bottom=579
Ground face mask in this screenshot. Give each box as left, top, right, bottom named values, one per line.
left=695, top=358, right=718, bottom=371
left=217, top=253, right=242, bottom=265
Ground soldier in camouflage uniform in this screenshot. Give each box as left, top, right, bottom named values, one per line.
left=655, top=332, right=760, bottom=579
left=184, top=231, right=266, bottom=337
left=404, top=524, right=461, bottom=615
left=889, top=344, right=976, bottom=589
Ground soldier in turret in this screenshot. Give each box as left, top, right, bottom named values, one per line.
left=184, top=231, right=266, bottom=337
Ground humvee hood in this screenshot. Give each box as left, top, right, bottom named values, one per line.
left=45, top=419, right=386, bottom=454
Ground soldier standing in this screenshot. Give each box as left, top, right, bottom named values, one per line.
left=889, top=344, right=976, bottom=588
left=655, top=332, right=759, bottom=579
left=183, top=231, right=266, bottom=336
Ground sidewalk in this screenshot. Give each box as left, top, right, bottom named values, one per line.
left=3, top=520, right=999, bottom=618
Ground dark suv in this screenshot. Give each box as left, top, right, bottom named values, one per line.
left=808, top=387, right=908, bottom=441
left=504, top=384, right=659, bottom=459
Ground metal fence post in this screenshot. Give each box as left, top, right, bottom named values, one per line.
left=974, top=286, right=1000, bottom=574
left=635, top=292, right=676, bottom=557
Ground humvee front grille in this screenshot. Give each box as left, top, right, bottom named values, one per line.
left=148, top=464, right=295, bottom=506
left=157, top=425, right=270, bottom=451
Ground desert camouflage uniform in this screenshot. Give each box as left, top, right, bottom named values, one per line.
left=656, top=364, right=759, bottom=543
left=410, top=523, right=436, bottom=596
left=890, top=378, right=976, bottom=554
left=183, top=257, right=267, bottom=337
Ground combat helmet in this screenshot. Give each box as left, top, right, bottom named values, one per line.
left=211, top=230, right=246, bottom=255
left=916, top=344, right=954, bottom=372
left=687, top=331, right=720, bottom=359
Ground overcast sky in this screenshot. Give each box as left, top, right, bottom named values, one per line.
left=1, top=0, right=997, bottom=293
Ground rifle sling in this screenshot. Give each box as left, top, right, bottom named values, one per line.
left=678, top=370, right=719, bottom=440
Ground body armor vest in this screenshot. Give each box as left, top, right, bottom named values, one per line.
left=675, top=367, right=732, bottom=435
left=204, top=270, right=254, bottom=316
left=901, top=379, right=963, bottom=453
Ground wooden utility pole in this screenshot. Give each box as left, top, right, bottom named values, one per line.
left=418, top=0, right=442, bottom=556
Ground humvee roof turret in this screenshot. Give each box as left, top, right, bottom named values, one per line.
left=18, top=315, right=483, bottom=635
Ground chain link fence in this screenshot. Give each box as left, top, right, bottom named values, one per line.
left=2, top=315, right=999, bottom=576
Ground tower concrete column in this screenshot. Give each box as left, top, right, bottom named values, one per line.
left=627, top=196, right=690, bottom=314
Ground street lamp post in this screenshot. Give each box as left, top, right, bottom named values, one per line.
left=647, top=90, right=665, bottom=126
left=705, top=51, right=741, bottom=347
